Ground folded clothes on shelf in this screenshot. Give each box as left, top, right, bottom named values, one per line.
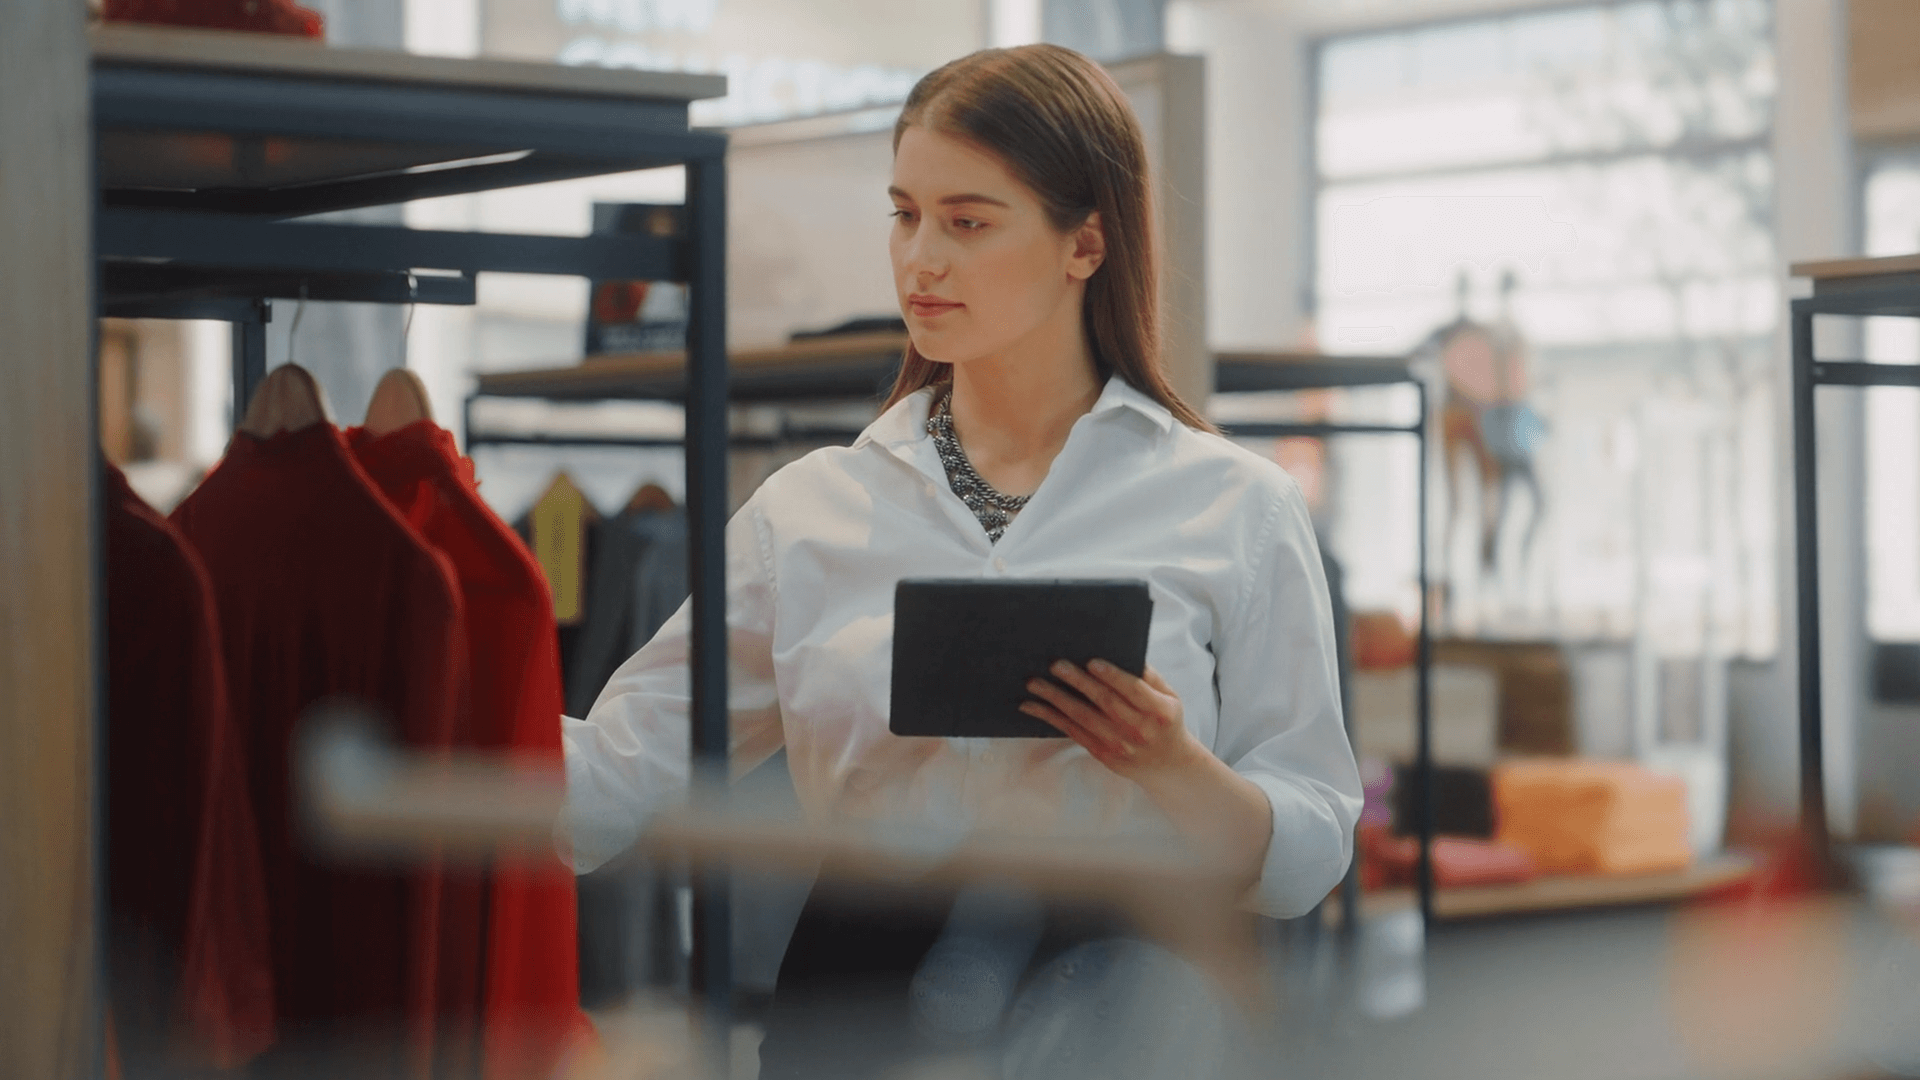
left=1493, top=759, right=1692, bottom=877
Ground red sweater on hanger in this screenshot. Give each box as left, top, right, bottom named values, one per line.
left=105, top=465, right=275, bottom=1068
left=349, top=420, right=586, bottom=1080
left=171, top=424, right=468, bottom=1071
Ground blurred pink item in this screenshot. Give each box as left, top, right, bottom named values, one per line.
left=1359, top=757, right=1395, bottom=828
left=1359, top=824, right=1537, bottom=890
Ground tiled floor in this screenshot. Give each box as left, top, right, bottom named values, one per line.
left=569, top=898, right=1920, bottom=1080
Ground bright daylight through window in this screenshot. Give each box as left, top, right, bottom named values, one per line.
left=1313, top=0, right=1779, bottom=661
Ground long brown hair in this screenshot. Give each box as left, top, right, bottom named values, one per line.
left=882, top=44, right=1215, bottom=434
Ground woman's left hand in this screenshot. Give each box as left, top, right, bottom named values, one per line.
left=1021, top=660, right=1200, bottom=780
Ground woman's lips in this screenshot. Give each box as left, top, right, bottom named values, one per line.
left=909, top=299, right=963, bottom=318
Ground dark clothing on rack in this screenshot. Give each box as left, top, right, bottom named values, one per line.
left=1391, top=763, right=1495, bottom=839
left=514, top=499, right=687, bottom=716
left=172, top=424, right=467, bottom=1073
left=513, top=505, right=591, bottom=718
left=105, top=464, right=276, bottom=1069
left=521, top=501, right=688, bottom=1007
left=564, top=508, right=650, bottom=716
left=566, top=506, right=688, bottom=716
left=349, top=420, right=587, bottom=1080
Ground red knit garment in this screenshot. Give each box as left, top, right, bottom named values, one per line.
left=171, top=424, right=467, bottom=1073
left=105, top=464, right=275, bottom=1068
left=103, top=0, right=324, bottom=36
left=349, top=420, right=586, bottom=1080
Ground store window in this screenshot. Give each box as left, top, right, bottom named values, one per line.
left=480, top=0, right=980, bottom=125
left=1312, top=0, right=1778, bottom=658
left=1863, top=154, right=1920, bottom=644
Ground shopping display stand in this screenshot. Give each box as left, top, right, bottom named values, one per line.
left=89, top=23, right=741, bottom=1043
left=471, top=343, right=1443, bottom=925
left=1787, top=254, right=1920, bottom=868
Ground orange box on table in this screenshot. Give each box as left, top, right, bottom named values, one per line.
left=1492, top=759, right=1692, bottom=876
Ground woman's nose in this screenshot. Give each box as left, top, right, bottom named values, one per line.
left=902, top=228, right=947, bottom=280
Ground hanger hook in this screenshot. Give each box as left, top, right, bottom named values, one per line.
left=401, top=272, right=418, bottom=368
left=288, top=282, right=309, bottom=367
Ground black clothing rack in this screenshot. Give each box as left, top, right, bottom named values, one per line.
left=89, top=24, right=739, bottom=1041
left=469, top=343, right=1441, bottom=925
left=1788, top=254, right=1920, bottom=869
left=1214, top=352, right=1435, bottom=928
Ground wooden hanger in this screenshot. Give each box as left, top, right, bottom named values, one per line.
left=239, top=363, right=331, bottom=438
left=624, top=481, right=675, bottom=514
left=363, top=368, right=434, bottom=436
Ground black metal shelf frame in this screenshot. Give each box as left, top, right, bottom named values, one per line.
left=1221, top=374, right=1437, bottom=930
left=91, top=47, right=739, bottom=1039
left=1789, top=277, right=1920, bottom=867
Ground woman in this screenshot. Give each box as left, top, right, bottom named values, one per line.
left=561, top=44, right=1362, bottom=1077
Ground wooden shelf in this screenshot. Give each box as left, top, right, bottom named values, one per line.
left=1790, top=253, right=1920, bottom=281
left=1338, top=853, right=1758, bottom=925
left=474, top=332, right=910, bottom=403
left=1790, top=254, right=1920, bottom=312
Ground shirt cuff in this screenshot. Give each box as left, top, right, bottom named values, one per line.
left=557, top=715, right=647, bottom=875
left=1241, top=771, right=1355, bottom=919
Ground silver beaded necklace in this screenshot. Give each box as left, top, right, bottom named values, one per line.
left=927, top=388, right=1029, bottom=543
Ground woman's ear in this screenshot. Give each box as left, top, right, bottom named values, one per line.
left=1067, top=211, right=1106, bottom=281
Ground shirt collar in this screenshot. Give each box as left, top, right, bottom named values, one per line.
left=855, top=373, right=1175, bottom=451
left=856, top=385, right=937, bottom=451
left=1088, top=373, right=1177, bottom=433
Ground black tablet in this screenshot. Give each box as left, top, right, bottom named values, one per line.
left=888, top=578, right=1154, bottom=738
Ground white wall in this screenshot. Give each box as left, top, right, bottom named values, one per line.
left=1166, top=1, right=1311, bottom=350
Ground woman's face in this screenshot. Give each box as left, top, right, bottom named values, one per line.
left=888, top=124, right=1103, bottom=367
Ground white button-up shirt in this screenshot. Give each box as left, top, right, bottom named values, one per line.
left=561, top=376, right=1362, bottom=918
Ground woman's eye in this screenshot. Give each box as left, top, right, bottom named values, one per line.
left=954, top=218, right=985, bottom=231
left=890, top=209, right=916, bottom=223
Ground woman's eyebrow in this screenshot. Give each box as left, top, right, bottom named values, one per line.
left=887, top=185, right=1010, bottom=209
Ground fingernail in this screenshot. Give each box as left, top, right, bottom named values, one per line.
left=1089, top=659, right=1111, bottom=673
left=1052, top=660, right=1073, bottom=675
left=1027, top=679, right=1045, bottom=693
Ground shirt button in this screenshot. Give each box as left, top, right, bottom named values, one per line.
left=982, top=750, right=995, bottom=763
left=992, top=557, right=1006, bottom=572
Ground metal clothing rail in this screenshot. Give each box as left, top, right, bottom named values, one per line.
left=473, top=344, right=1442, bottom=926
left=1214, top=352, right=1436, bottom=929
left=89, top=24, right=740, bottom=1044
left=1787, top=254, right=1920, bottom=868
left=463, top=428, right=870, bottom=452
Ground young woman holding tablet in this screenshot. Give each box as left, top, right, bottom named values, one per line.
left=561, top=43, right=1362, bottom=1077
